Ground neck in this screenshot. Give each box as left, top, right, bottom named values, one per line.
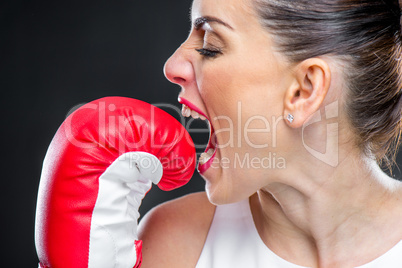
left=251, top=152, right=402, bottom=267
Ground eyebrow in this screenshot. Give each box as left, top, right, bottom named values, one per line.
left=193, top=16, right=234, bottom=31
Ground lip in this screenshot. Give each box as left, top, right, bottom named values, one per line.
left=178, top=97, right=209, bottom=120
left=178, top=97, right=217, bottom=175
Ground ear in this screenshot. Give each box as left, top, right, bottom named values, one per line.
left=283, top=58, right=331, bottom=128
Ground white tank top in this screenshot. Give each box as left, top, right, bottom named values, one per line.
left=196, top=199, right=402, bottom=268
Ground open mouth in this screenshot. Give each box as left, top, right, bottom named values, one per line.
left=178, top=97, right=217, bottom=174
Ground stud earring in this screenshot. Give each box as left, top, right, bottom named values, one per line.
left=286, top=114, right=294, bottom=123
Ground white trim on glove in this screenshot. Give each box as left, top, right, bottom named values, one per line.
left=88, top=152, right=162, bottom=268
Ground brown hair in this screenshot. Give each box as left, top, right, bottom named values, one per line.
left=254, top=0, right=402, bottom=171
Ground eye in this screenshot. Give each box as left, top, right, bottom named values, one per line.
left=193, top=26, right=224, bottom=59
left=196, top=48, right=222, bottom=58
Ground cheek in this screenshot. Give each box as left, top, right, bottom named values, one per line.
left=197, top=61, right=234, bottom=102
left=197, top=53, right=287, bottom=150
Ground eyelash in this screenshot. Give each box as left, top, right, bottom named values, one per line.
left=196, top=48, right=222, bottom=58
left=193, top=25, right=222, bottom=59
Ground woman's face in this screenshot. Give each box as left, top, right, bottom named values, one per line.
left=164, top=0, right=293, bottom=204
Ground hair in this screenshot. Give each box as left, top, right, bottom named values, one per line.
left=254, top=0, right=402, bottom=172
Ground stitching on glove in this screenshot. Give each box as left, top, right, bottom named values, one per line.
left=89, top=223, right=118, bottom=267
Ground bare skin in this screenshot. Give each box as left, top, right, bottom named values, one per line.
left=139, top=0, right=402, bottom=266
left=138, top=192, right=215, bottom=267
left=139, top=182, right=402, bottom=267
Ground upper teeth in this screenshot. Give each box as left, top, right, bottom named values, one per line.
left=182, top=105, right=207, bottom=120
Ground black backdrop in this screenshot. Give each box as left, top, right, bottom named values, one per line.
left=2, top=1, right=401, bottom=267
left=2, top=1, right=202, bottom=266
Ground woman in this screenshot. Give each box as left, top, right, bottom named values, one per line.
left=138, top=0, right=402, bottom=267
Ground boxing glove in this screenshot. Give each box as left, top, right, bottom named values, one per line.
left=35, top=97, right=196, bottom=268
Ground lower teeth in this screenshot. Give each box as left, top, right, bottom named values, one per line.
left=199, top=149, right=214, bottom=165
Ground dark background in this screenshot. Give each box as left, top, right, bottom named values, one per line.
left=2, top=1, right=202, bottom=266
left=2, top=1, right=401, bottom=267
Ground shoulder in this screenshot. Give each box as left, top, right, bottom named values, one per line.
left=138, top=191, right=216, bottom=267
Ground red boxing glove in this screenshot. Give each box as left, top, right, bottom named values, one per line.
left=35, top=97, right=196, bottom=268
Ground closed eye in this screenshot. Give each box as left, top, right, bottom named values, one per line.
left=196, top=48, right=222, bottom=58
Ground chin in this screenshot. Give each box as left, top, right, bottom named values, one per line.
left=202, top=173, right=252, bottom=206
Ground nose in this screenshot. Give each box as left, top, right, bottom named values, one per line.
left=164, top=45, right=195, bottom=87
